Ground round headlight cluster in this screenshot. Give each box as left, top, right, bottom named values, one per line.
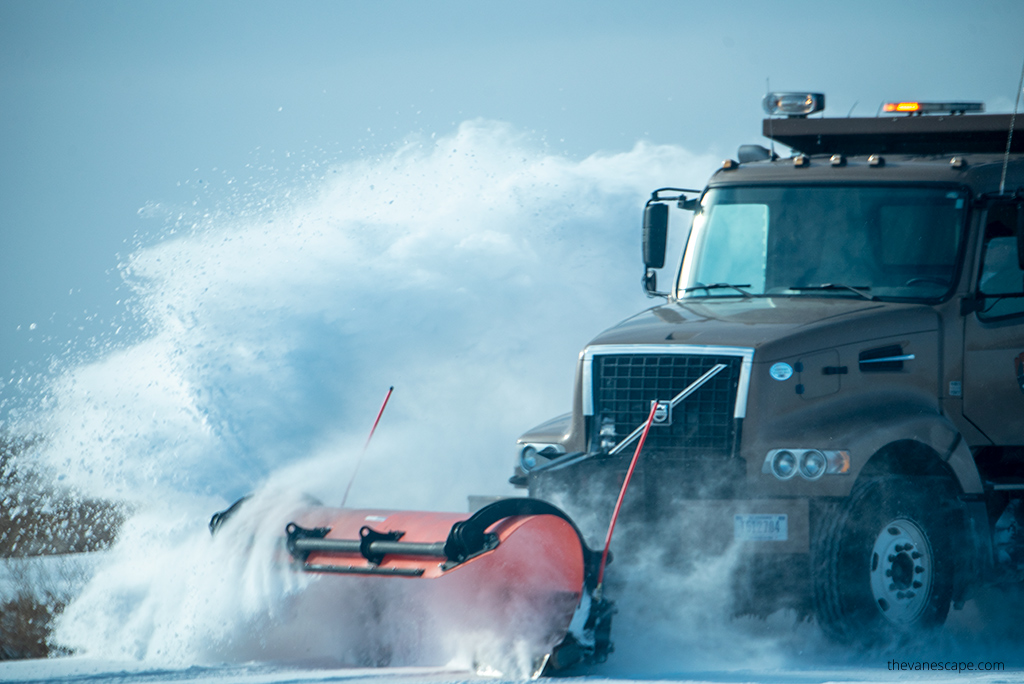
left=799, top=449, right=827, bottom=480
left=766, top=449, right=829, bottom=481
left=770, top=450, right=798, bottom=479
left=520, top=446, right=540, bottom=472
left=518, top=444, right=565, bottom=472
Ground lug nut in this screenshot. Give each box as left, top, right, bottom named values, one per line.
left=885, top=569, right=892, bottom=577
left=912, top=551, right=922, bottom=559
left=913, top=581, right=923, bottom=589
left=915, top=566, right=925, bottom=574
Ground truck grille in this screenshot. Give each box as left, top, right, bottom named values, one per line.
left=591, top=353, right=744, bottom=458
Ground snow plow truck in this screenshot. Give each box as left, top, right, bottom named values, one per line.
left=512, top=93, right=1024, bottom=646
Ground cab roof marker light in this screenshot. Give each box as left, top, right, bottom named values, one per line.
left=884, top=102, right=921, bottom=113
left=793, top=155, right=810, bottom=168
left=830, top=154, right=846, bottom=167
left=882, top=101, right=984, bottom=115
left=763, top=92, right=825, bottom=118
left=721, top=159, right=739, bottom=171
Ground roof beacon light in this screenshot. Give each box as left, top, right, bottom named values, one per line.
left=882, top=101, right=985, bottom=116
left=763, top=92, right=825, bottom=118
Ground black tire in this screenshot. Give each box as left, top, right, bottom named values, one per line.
left=812, top=477, right=955, bottom=645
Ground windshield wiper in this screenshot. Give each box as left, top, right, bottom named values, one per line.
left=683, top=283, right=753, bottom=297
left=789, top=284, right=875, bottom=301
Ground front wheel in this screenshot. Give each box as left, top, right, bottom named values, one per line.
left=812, top=477, right=956, bottom=645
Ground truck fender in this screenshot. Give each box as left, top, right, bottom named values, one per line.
left=943, top=434, right=983, bottom=495
left=842, top=413, right=982, bottom=494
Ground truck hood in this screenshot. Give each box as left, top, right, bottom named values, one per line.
left=588, top=297, right=939, bottom=363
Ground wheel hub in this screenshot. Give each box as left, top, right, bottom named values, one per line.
left=869, top=518, right=932, bottom=625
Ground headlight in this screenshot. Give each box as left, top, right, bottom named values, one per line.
left=518, top=443, right=566, bottom=472
left=763, top=448, right=849, bottom=481
left=799, top=449, right=827, bottom=480
left=770, top=450, right=798, bottom=480
left=520, top=446, right=540, bottom=472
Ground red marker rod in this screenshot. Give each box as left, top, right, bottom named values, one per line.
left=364, top=385, right=394, bottom=451
left=340, top=386, right=394, bottom=507
left=594, top=400, right=659, bottom=600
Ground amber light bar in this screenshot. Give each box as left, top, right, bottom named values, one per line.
left=883, top=101, right=984, bottom=115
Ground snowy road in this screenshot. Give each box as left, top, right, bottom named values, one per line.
left=0, top=661, right=478, bottom=684
left=0, top=659, right=1020, bottom=684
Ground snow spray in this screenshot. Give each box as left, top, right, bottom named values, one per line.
left=5, top=121, right=723, bottom=667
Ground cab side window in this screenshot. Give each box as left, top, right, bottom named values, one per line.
left=978, top=203, right=1024, bottom=320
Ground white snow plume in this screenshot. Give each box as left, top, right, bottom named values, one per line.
left=8, top=120, right=714, bottom=664
left=18, top=120, right=710, bottom=511
left=600, top=544, right=828, bottom=677
left=50, top=485, right=316, bottom=663
left=535, top=481, right=837, bottom=676
left=50, top=462, right=567, bottom=677
left=600, top=522, right=1024, bottom=678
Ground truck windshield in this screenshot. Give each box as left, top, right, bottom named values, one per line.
left=678, top=185, right=967, bottom=300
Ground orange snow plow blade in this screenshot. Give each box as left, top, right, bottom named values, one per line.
left=281, top=498, right=612, bottom=676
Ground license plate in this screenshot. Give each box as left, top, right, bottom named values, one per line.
left=734, top=514, right=788, bottom=541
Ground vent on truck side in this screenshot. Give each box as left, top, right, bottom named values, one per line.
left=859, top=344, right=913, bottom=372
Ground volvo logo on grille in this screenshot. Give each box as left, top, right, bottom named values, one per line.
left=651, top=400, right=672, bottom=425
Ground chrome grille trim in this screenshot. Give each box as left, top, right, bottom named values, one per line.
left=582, top=344, right=754, bottom=418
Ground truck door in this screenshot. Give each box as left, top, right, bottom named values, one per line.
left=963, top=200, right=1024, bottom=443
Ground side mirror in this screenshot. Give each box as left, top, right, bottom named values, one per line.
left=643, top=203, right=669, bottom=269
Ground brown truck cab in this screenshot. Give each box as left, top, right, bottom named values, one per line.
left=514, top=93, right=1024, bottom=644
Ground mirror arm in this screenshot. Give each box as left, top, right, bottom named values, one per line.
left=649, top=187, right=702, bottom=204
left=642, top=269, right=670, bottom=298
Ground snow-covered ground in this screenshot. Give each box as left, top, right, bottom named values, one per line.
left=0, top=661, right=478, bottom=684
left=0, top=659, right=1020, bottom=684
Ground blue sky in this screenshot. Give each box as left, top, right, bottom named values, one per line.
left=2, top=0, right=1024, bottom=385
